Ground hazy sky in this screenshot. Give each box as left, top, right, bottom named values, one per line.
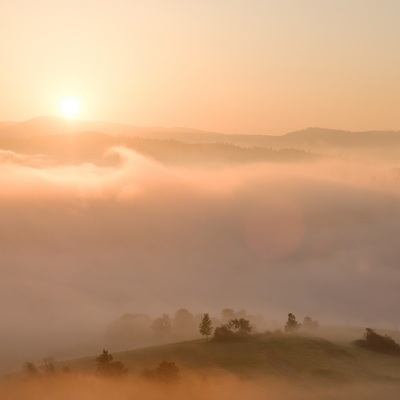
left=1, top=0, right=400, bottom=133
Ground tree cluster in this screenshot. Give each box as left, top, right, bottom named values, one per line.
left=24, top=349, right=181, bottom=382
left=213, top=318, right=253, bottom=341
left=106, top=308, right=265, bottom=348
left=23, top=357, right=58, bottom=377
left=95, top=349, right=127, bottom=377
left=353, top=328, right=400, bottom=355
left=142, top=361, right=180, bottom=383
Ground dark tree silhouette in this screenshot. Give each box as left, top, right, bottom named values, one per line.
left=213, top=318, right=252, bottom=341
left=142, top=361, right=180, bottom=382
left=95, top=349, right=127, bottom=376
left=353, top=328, right=400, bottom=355
left=227, top=318, right=252, bottom=335
left=199, top=313, right=213, bottom=340
left=284, top=313, right=300, bottom=333
left=213, top=325, right=236, bottom=341
left=42, top=357, right=56, bottom=375
left=23, top=361, right=39, bottom=376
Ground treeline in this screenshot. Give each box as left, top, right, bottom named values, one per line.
left=125, top=137, right=317, bottom=165
left=21, top=311, right=319, bottom=380
left=105, top=308, right=265, bottom=349
left=0, top=133, right=316, bottom=167
left=23, top=350, right=180, bottom=383
left=200, top=312, right=319, bottom=342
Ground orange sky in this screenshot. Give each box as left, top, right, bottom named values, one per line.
left=1, top=0, right=400, bottom=134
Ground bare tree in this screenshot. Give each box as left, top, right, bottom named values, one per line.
left=23, top=361, right=39, bottom=376
left=42, top=357, right=56, bottom=374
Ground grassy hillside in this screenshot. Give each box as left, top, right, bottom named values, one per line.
left=62, top=333, right=400, bottom=384
left=5, top=333, right=400, bottom=400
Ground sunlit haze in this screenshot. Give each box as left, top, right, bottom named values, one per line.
left=60, top=97, right=81, bottom=118
left=2, top=3, right=400, bottom=398
left=1, top=0, right=400, bottom=133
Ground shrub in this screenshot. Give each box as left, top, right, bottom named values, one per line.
left=284, top=313, right=300, bottom=333
left=95, top=349, right=127, bottom=376
left=142, top=361, right=180, bottom=382
left=213, top=318, right=252, bottom=341
left=213, top=325, right=237, bottom=341
left=353, top=328, right=400, bottom=355
left=42, top=357, right=56, bottom=375
left=23, top=362, right=39, bottom=376
left=227, top=318, right=252, bottom=335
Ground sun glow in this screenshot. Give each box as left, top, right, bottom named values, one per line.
left=60, top=97, right=81, bottom=118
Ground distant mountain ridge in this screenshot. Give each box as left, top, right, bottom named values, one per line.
left=0, top=131, right=316, bottom=166
left=0, top=116, right=400, bottom=147
left=1, top=116, right=400, bottom=149
left=0, top=116, right=399, bottom=164
left=0, top=116, right=223, bottom=142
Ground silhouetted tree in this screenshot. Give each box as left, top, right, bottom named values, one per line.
left=95, top=349, right=127, bottom=376
left=213, top=324, right=236, bottom=341
left=42, top=357, right=56, bottom=375
left=353, top=328, right=400, bottom=355
left=213, top=318, right=252, bottom=341
left=142, top=361, right=180, bottom=382
left=284, top=313, right=300, bottom=333
left=23, top=361, right=39, bottom=376
left=227, top=318, right=252, bottom=335
left=199, top=313, right=213, bottom=340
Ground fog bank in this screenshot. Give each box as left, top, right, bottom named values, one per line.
left=1, top=147, right=400, bottom=372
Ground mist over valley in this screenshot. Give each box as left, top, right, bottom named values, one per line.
left=1, top=118, right=400, bottom=378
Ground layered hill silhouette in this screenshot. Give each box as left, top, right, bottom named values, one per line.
left=0, top=116, right=222, bottom=141
left=0, top=116, right=399, bottom=164
left=0, top=117, right=314, bottom=165
left=2, top=116, right=400, bottom=147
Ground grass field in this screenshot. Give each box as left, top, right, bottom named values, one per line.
left=61, top=332, right=400, bottom=384
left=3, top=332, right=400, bottom=400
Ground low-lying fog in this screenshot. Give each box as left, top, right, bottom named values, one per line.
left=1, top=146, right=400, bottom=372
left=2, top=373, right=400, bottom=400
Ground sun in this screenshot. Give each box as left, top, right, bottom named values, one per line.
left=60, top=97, right=81, bottom=118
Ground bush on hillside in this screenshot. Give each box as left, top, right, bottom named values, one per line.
left=284, top=313, right=300, bottom=333
left=213, top=318, right=253, bottom=341
left=142, top=361, right=180, bottom=382
left=353, top=328, right=400, bottom=355
left=95, top=349, right=127, bottom=376
left=23, top=361, right=39, bottom=376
